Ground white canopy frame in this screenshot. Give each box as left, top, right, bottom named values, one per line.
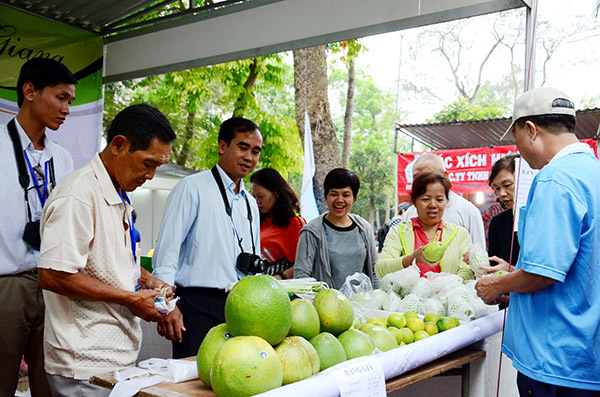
left=104, top=0, right=532, bottom=83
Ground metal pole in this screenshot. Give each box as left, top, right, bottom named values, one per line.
left=524, top=0, right=538, bottom=91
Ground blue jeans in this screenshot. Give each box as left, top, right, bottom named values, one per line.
left=517, top=372, right=600, bottom=397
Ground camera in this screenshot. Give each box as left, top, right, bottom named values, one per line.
left=236, top=253, right=268, bottom=275
left=23, top=220, right=41, bottom=249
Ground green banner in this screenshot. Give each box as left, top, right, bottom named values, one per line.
left=0, top=5, right=103, bottom=105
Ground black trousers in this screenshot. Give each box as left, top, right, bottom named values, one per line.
left=172, top=286, right=227, bottom=359
left=517, top=372, right=600, bottom=397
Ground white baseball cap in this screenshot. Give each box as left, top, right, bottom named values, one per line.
left=500, top=87, right=576, bottom=140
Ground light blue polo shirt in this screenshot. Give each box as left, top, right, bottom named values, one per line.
left=503, top=144, right=600, bottom=390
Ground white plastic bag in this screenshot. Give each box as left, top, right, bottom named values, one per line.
left=137, top=358, right=198, bottom=383
left=340, top=272, right=373, bottom=299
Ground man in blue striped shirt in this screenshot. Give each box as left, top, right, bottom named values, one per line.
left=153, top=117, right=263, bottom=358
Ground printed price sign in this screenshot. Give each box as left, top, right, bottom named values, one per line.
left=330, top=356, right=386, bottom=397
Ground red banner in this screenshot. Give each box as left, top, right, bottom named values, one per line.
left=397, top=139, right=598, bottom=196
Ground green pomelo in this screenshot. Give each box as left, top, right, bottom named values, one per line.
left=312, top=289, right=354, bottom=336
left=359, top=323, right=375, bottom=332
left=288, top=299, right=320, bottom=340
left=436, top=316, right=460, bottom=332
left=294, top=336, right=321, bottom=375
left=414, top=330, right=430, bottom=341
left=197, top=323, right=232, bottom=387
left=399, top=327, right=415, bottom=344
left=366, top=318, right=386, bottom=327
left=423, top=313, right=441, bottom=324
left=225, top=275, right=292, bottom=345
left=210, top=336, right=282, bottom=397
left=387, top=313, right=407, bottom=329
left=352, top=317, right=364, bottom=329
left=423, top=241, right=445, bottom=262
left=406, top=317, right=425, bottom=333
left=424, top=322, right=439, bottom=336
left=310, top=332, right=347, bottom=371
left=404, top=311, right=419, bottom=320
left=361, top=326, right=398, bottom=352
left=274, top=337, right=315, bottom=385
left=337, top=329, right=375, bottom=359
left=387, top=326, right=404, bottom=345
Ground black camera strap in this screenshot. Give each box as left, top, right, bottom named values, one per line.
left=7, top=118, right=56, bottom=222
left=211, top=166, right=256, bottom=255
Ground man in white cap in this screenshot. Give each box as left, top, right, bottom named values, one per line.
left=476, top=87, right=600, bottom=396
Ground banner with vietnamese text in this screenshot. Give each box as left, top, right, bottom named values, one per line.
left=397, top=139, right=598, bottom=197
left=0, top=6, right=103, bottom=169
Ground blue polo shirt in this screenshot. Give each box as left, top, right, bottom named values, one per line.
left=503, top=144, right=600, bottom=390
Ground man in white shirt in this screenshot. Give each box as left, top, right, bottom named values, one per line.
left=38, top=105, right=176, bottom=396
left=152, top=117, right=262, bottom=358
left=401, top=153, right=486, bottom=248
left=0, top=58, right=76, bottom=397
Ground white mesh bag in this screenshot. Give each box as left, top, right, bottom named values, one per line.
left=424, top=298, right=446, bottom=317
left=382, top=291, right=403, bottom=312
left=371, top=289, right=388, bottom=310
left=391, top=265, right=421, bottom=297
left=446, top=294, right=475, bottom=322
left=397, top=293, right=425, bottom=315
left=410, top=277, right=433, bottom=299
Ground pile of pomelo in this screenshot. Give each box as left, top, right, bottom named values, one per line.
left=196, top=274, right=461, bottom=397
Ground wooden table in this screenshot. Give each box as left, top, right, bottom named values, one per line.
left=90, top=347, right=485, bottom=397
left=386, top=348, right=485, bottom=396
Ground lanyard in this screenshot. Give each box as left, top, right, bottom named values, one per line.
left=23, top=151, right=49, bottom=207
left=211, top=166, right=256, bottom=255
left=117, top=189, right=137, bottom=264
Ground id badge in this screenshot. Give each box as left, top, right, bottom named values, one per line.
left=133, top=265, right=142, bottom=291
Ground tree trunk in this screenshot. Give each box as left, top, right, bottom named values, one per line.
left=384, top=195, right=391, bottom=222
left=293, top=45, right=342, bottom=213
left=176, top=110, right=196, bottom=166
left=368, top=194, right=375, bottom=226
left=233, top=58, right=260, bottom=117
left=342, top=59, right=355, bottom=168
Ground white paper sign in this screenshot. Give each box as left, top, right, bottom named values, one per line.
left=330, top=356, right=386, bottom=397
left=513, top=157, right=539, bottom=232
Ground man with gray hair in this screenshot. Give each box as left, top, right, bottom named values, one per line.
left=401, top=153, right=486, bottom=248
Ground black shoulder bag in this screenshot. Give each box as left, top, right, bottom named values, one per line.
left=7, top=118, right=55, bottom=249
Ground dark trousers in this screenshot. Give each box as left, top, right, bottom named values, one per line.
left=0, top=271, right=52, bottom=397
left=517, top=372, right=600, bottom=397
left=173, top=286, right=228, bottom=359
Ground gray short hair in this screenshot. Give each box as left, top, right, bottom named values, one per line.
left=413, top=153, right=446, bottom=173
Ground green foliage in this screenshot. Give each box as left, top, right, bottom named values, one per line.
left=104, top=56, right=302, bottom=177
left=431, top=96, right=506, bottom=123
left=579, top=95, right=600, bottom=110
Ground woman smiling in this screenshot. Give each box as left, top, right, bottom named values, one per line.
left=376, top=172, right=473, bottom=280
left=294, top=168, right=380, bottom=290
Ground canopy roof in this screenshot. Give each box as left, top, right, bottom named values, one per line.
left=1, top=0, right=529, bottom=82
left=396, top=108, right=600, bottom=150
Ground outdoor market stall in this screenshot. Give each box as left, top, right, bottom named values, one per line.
left=90, top=310, right=506, bottom=396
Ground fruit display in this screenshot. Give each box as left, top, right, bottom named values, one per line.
left=225, top=274, right=292, bottom=345
left=197, top=274, right=492, bottom=396
left=353, top=265, right=498, bottom=322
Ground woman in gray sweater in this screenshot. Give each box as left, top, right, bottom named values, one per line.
left=294, top=168, right=380, bottom=290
